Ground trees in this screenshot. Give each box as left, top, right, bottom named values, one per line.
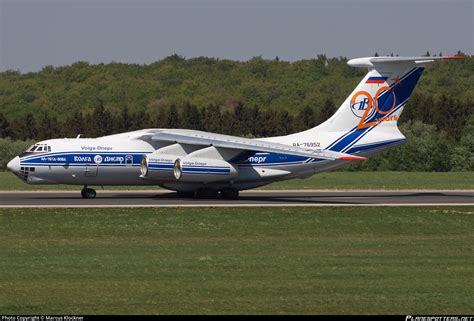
left=349, top=121, right=453, bottom=172
left=10, top=113, right=37, bottom=140
left=181, top=102, right=202, bottom=130
left=232, top=102, right=255, bottom=136
left=0, top=138, right=35, bottom=169
left=115, top=105, right=132, bottom=133
left=88, top=101, right=113, bottom=137
left=315, top=99, right=336, bottom=125
left=203, top=104, right=223, bottom=133
left=392, top=121, right=451, bottom=172
left=296, top=106, right=316, bottom=131
left=37, top=112, right=61, bottom=140
left=164, top=104, right=181, bottom=129
left=450, top=115, right=474, bottom=171
left=63, top=111, right=86, bottom=138
left=0, top=113, right=11, bottom=138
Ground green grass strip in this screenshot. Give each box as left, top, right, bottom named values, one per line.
left=1, top=206, right=473, bottom=314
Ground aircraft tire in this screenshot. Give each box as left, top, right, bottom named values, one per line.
left=194, top=188, right=218, bottom=199
left=81, top=187, right=96, bottom=199
left=220, top=188, right=239, bottom=199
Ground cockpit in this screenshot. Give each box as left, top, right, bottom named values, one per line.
left=19, top=143, right=52, bottom=158
left=26, top=143, right=52, bottom=153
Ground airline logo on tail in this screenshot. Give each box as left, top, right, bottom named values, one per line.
left=350, top=94, right=373, bottom=119
left=350, top=86, right=397, bottom=129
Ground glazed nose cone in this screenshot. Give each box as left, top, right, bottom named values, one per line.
left=7, top=156, right=20, bottom=173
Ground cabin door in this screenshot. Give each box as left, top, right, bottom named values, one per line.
left=85, top=164, right=98, bottom=177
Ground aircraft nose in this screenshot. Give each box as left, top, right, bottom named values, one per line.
left=7, top=156, right=20, bottom=173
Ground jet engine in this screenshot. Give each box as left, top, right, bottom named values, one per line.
left=140, top=153, right=177, bottom=180
left=141, top=152, right=238, bottom=184
left=173, top=157, right=238, bottom=183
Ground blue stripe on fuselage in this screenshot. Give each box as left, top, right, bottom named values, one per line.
left=20, top=152, right=149, bottom=166
left=347, top=139, right=406, bottom=154
left=182, top=167, right=230, bottom=174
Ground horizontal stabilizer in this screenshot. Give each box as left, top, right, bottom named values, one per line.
left=348, top=55, right=465, bottom=68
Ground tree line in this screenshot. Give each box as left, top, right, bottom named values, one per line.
left=0, top=100, right=339, bottom=140
left=1, top=54, right=472, bottom=121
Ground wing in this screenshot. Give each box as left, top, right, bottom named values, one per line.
left=135, top=129, right=366, bottom=161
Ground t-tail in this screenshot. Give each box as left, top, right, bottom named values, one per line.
left=290, top=55, right=463, bottom=156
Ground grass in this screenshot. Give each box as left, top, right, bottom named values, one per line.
left=0, top=206, right=473, bottom=314
left=1, top=171, right=473, bottom=191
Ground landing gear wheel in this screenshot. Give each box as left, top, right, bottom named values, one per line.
left=220, top=188, right=239, bottom=199
left=195, top=188, right=219, bottom=199
left=81, top=187, right=96, bottom=199
left=177, top=190, right=195, bottom=198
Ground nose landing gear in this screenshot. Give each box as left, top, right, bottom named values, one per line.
left=81, top=186, right=97, bottom=199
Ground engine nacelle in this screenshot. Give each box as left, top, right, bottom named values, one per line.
left=140, top=153, right=177, bottom=180
left=174, top=157, right=238, bottom=183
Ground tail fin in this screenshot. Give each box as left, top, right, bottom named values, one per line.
left=302, top=56, right=462, bottom=154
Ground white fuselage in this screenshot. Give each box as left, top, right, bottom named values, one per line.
left=9, top=126, right=401, bottom=191
left=8, top=131, right=335, bottom=191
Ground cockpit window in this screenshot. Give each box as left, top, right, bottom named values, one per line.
left=26, top=144, right=51, bottom=153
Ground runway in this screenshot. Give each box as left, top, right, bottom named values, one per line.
left=1, top=190, right=473, bottom=208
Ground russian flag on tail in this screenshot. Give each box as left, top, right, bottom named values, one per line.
left=366, top=76, right=388, bottom=84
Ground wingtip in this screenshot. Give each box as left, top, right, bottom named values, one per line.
left=337, top=155, right=368, bottom=161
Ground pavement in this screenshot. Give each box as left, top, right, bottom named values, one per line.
left=0, top=190, right=473, bottom=208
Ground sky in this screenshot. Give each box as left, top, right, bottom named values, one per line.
left=1, top=0, right=472, bottom=72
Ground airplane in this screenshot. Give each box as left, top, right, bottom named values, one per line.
left=6, top=56, right=463, bottom=199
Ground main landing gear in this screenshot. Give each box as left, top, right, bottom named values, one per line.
left=176, top=190, right=195, bottom=198
left=176, top=188, right=239, bottom=199
left=220, top=188, right=239, bottom=200
left=81, top=186, right=96, bottom=199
